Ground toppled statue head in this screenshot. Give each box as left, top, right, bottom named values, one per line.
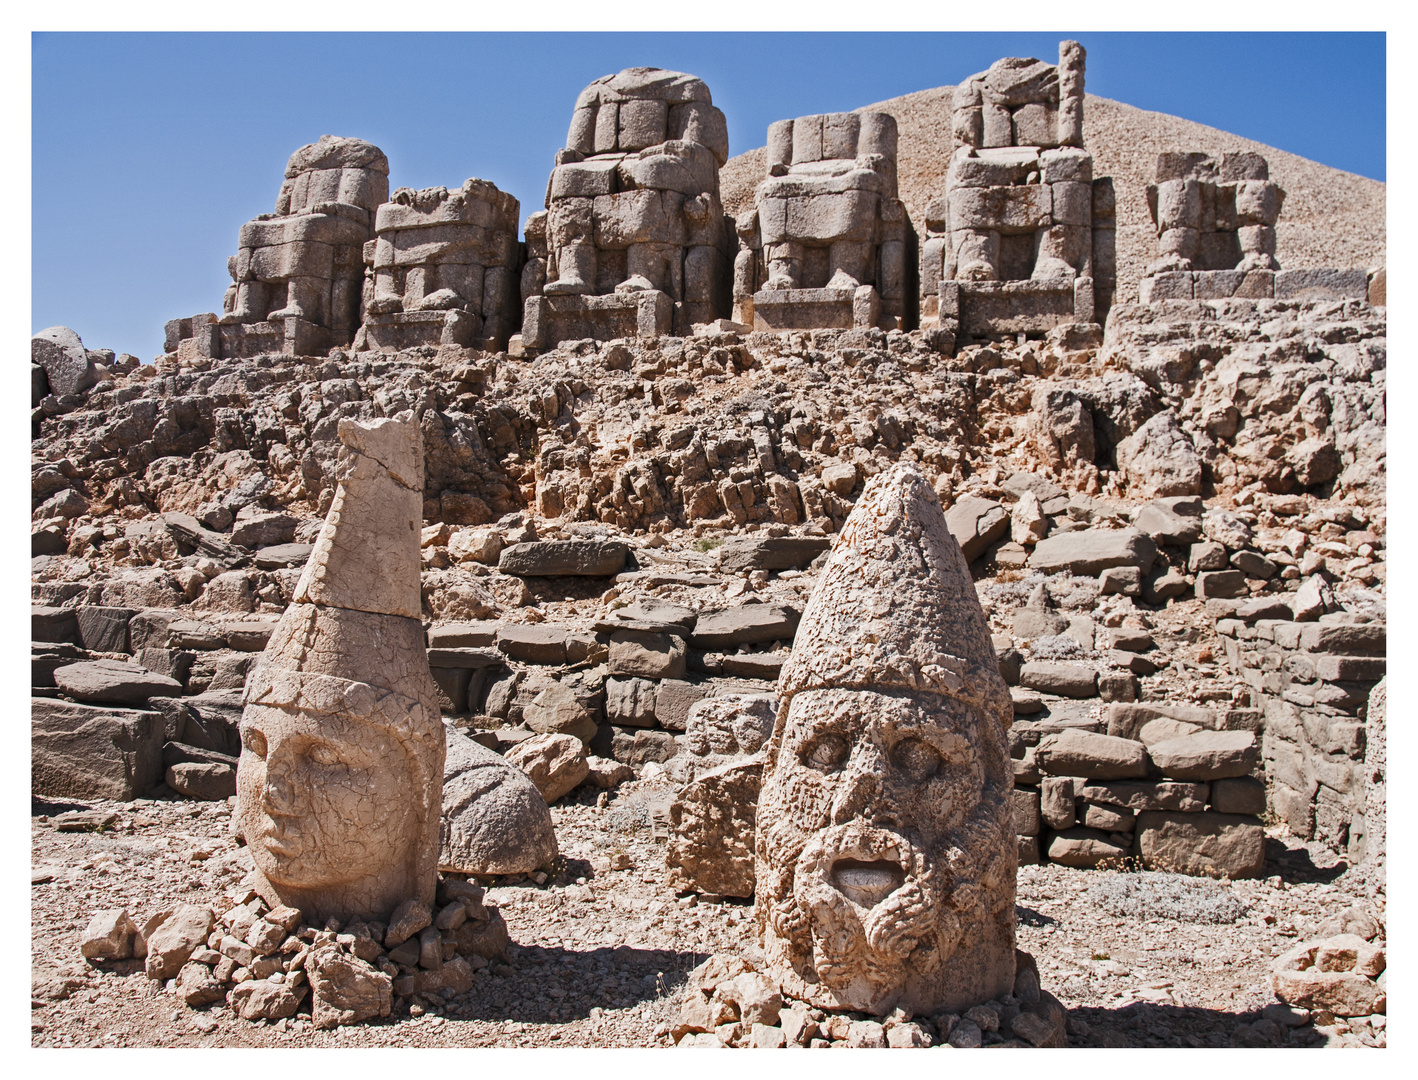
left=754, top=463, right=1017, bottom=1015
left=236, top=415, right=444, bottom=923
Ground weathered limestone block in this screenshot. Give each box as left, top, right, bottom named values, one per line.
left=236, top=416, right=445, bottom=925
left=1144, top=151, right=1284, bottom=277
left=1272, top=935, right=1386, bottom=1016
left=359, top=179, right=522, bottom=351
left=523, top=67, right=732, bottom=348
left=32, top=699, right=165, bottom=801
left=756, top=463, right=1016, bottom=1016
left=737, top=111, right=909, bottom=331
left=924, top=41, right=1111, bottom=335
left=1133, top=810, right=1265, bottom=878
left=504, top=732, right=589, bottom=803
left=174, top=136, right=388, bottom=359
left=665, top=757, right=762, bottom=899
left=440, top=724, right=558, bottom=876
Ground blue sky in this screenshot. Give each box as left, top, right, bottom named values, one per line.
left=32, top=31, right=1385, bottom=359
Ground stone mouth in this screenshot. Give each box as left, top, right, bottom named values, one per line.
left=830, top=858, right=904, bottom=907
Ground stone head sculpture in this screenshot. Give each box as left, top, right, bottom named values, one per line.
left=236, top=415, right=445, bottom=924
left=754, top=463, right=1016, bottom=1016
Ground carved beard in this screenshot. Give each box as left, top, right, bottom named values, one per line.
left=789, top=822, right=960, bottom=997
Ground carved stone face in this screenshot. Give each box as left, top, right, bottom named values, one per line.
left=757, top=686, right=1011, bottom=1013
left=236, top=701, right=421, bottom=894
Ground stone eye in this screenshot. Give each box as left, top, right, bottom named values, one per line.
left=243, top=728, right=267, bottom=759
left=891, top=737, right=941, bottom=780
left=308, top=744, right=340, bottom=767
left=803, top=734, right=850, bottom=773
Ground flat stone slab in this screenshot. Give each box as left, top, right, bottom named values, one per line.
left=1020, top=662, right=1097, bottom=699
left=495, top=625, right=569, bottom=665
left=1029, top=527, right=1157, bottom=576
left=498, top=540, right=628, bottom=576
left=53, top=660, right=183, bottom=705
left=253, top=543, right=314, bottom=569
left=691, top=604, right=802, bottom=649
left=33, top=698, right=164, bottom=800
left=1035, top=728, right=1148, bottom=779
left=1148, top=730, right=1259, bottom=781
left=717, top=536, right=830, bottom=573
left=428, top=621, right=503, bottom=648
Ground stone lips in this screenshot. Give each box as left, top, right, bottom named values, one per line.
left=776, top=463, right=1011, bottom=723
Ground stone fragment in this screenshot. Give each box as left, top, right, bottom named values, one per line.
left=52, top=660, right=182, bottom=706
left=440, top=724, right=558, bottom=875
left=230, top=979, right=305, bottom=1021
left=666, top=758, right=762, bottom=898
left=306, top=944, right=394, bottom=1028
left=1040, top=776, right=1076, bottom=829
left=522, top=682, right=597, bottom=742
left=1045, top=828, right=1131, bottom=868
left=166, top=762, right=237, bottom=800
left=717, top=536, right=832, bottom=572
left=1076, top=780, right=1207, bottom=812
left=1271, top=937, right=1385, bottom=1016
left=498, top=540, right=628, bottom=576
left=1148, top=730, right=1258, bottom=780
left=585, top=755, right=636, bottom=789
left=504, top=732, right=589, bottom=803
left=608, top=629, right=687, bottom=679
left=176, top=961, right=226, bottom=1006
left=1019, top=661, right=1097, bottom=698
left=236, top=416, right=445, bottom=924
left=143, top=904, right=215, bottom=980
left=80, top=909, right=138, bottom=960
left=1034, top=729, right=1148, bottom=778
left=496, top=624, right=569, bottom=664
left=690, top=604, right=801, bottom=649
left=1134, top=811, right=1264, bottom=878
left=33, top=700, right=165, bottom=801
left=1210, top=777, right=1266, bottom=815
left=945, top=495, right=1010, bottom=562
left=385, top=899, right=432, bottom=947
left=1132, top=497, right=1203, bottom=545
left=33, top=326, right=97, bottom=397
left=1029, top=528, right=1157, bottom=576
left=1115, top=410, right=1202, bottom=497
left=756, top=464, right=1015, bottom=1016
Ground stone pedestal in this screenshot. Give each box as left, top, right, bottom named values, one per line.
left=522, top=290, right=673, bottom=350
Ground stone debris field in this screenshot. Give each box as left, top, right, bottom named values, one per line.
left=32, top=43, right=1384, bottom=1051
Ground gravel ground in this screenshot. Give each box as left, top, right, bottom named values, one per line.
left=31, top=778, right=1381, bottom=1049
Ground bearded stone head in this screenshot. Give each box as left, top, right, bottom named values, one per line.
left=754, top=463, right=1017, bottom=1015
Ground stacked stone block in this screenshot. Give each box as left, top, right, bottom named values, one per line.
left=1213, top=610, right=1385, bottom=861
left=733, top=111, right=911, bottom=332
left=520, top=67, right=733, bottom=350
left=357, top=180, right=523, bottom=352
left=920, top=41, right=1114, bottom=340
left=1010, top=706, right=1267, bottom=879
left=169, top=137, right=389, bottom=360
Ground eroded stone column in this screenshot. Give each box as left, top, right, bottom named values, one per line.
left=754, top=462, right=1017, bottom=1016
left=236, top=415, right=444, bottom=924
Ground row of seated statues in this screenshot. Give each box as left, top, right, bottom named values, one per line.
left=164, top=43, right=1300, bottom=361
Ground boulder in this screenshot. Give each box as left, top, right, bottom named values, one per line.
left=1147, top=730, right=1258, bottom=781
left=52, top=660, right=182, bottom=706
left=305, top=945, right=396, bottom=1030
left=504, top=732, right=590, bottom=803
left=440, top=724, right=558, bottom=875
left=80, top=909, right=138, bottom=960
left=944, top=495, right=1010, bottom=562
left=665, top=757, right=762, bottom=899
left=607, top=629, right=687, bottom=679
left=1029, top=528, right=1157, bottom=576
left=143, top=904, right=215, bottom=980
left=32, top=325, right=96, bottom=397
left=73, top=606, right=136, bottom=654
left=230, top=980, right=306, bottom=1021
left=32, top=699, right=164, bottom=800
left=1045, top=828, right=1130, bottom=868
left=230, top=511, right=297, bottom=549
left=1019, top=662, right=1097, bottom=698
left=498, top=540, right=628, bottom=576
left=166, top=762, right=237, bottom=800
left=1115, top=410, right=1202, bottom=497
left=604, top=677, right=657, bottom=727
left=496, top=624, right=568, bottom=664
left=1134, top=810, right=1265, bottom=878
left=717, top=536, right=831, bottom=572
left=690, top=604, right=801, bottom=649
left=1034, top=729, right=1148, bottom=779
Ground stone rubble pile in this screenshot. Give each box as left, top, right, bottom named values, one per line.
left=79, top=875, right=509, bottom=1029
left=671, top=950, right=1066, bottom=1048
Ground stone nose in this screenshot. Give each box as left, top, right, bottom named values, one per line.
left=261, top=752, right=299, bottom=814
left=830, top=745, right=886, bottom=825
